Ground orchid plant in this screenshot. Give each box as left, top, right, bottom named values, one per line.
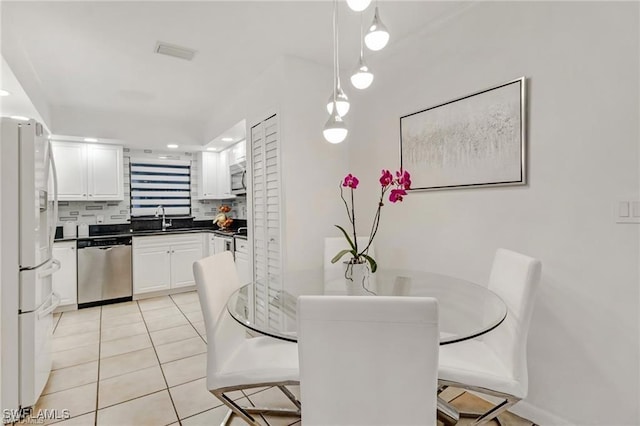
left=331, top=168, right=411, bottom=273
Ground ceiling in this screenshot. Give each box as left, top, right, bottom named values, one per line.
left=1, top=1, right=469, bottom=149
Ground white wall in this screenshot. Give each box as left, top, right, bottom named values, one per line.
left=347, top=2, right=639, bottom=424
left=279, top=56, right=349, bottom=291
left=204, top=55, right=349, bottom=292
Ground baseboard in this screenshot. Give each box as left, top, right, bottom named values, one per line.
left=509, top=400, right=574, bottom=425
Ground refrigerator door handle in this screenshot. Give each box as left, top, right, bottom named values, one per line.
left=38, top=259, right=60, bottom=279
left=48, top=140, right=59, bottom=258
left=38, top=292, right=61, bottom=319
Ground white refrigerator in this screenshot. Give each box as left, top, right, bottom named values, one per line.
left=1, top=117, right=60, bottom=417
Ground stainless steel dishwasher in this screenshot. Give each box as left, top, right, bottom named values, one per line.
left=77, top=236, right=133, bottom=307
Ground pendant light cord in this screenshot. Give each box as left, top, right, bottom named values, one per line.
left=332, top=0, right=337, bottom=104
left=359, top=12, right=364, bottom=60
left=335, top=0, right=342, bottom=91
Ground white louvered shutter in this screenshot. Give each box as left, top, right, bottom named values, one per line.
left=250, top=115, right=282, bottom=329
left=130, top=159, right=192, bottom=217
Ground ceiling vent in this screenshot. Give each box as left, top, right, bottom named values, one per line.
left=154, top=42, right=197, bottom=61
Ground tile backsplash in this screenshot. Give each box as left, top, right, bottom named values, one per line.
left=57, top=148, right=247, bottom=225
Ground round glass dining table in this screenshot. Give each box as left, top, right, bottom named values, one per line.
left=226, top=269, right=507, bottom=345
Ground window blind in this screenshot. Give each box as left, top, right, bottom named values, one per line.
left=130, top=159, right=191, bottom=217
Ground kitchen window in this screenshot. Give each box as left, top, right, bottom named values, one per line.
left=130, top=159, right=191, bottom=216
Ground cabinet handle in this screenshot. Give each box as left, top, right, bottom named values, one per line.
left=88, top=194, right=92, bottom=197
left=167, top=251, right=170, bottom=254
left=82, top=194, right=86, bottom=196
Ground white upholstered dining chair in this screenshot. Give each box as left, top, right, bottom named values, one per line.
left=193, top=251, right=301, bottom=425
left=297, top=295, right=440, bottom=426
left=438, top=248, right=542, bottom=424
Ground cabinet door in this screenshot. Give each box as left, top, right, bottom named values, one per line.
left=52, top=242, right=77, bottom=307
left=170, top=242, right=203, bottom=288
left=236, top=140, right=246, bottom=164
left=133, top=246, right=171, bottom=294
left=235, top=252, right=250, bottom=285
left=217, top=149, right=231, bottom=198
left=51, top=142, right=87, bottom=201
left=199, top=152, right=218, bottom=198
left=87, top=144, right=123, bottom=200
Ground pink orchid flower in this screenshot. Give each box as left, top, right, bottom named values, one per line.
left=389, top=188, right=407, bottom=203
left=395, top=170, right=412, bottom=190
left=379, top=169, right=393, bottom=187
left=342, top=174, right=359, bottom=189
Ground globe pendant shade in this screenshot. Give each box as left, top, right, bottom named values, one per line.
left=350, top=57, right=374, bottom=89
left=323, top=109, right=348, bottom=144
left=326, top=87, right=350, bottom=117
left=365, top=7, right=389, bottom=51
left=346, top=0, right=372, bottom=12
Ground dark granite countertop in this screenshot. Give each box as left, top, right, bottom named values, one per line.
left=55, top=219, right=248, bottom=242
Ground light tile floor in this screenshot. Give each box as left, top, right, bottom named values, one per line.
left=23, top=292, right=535, bottom=426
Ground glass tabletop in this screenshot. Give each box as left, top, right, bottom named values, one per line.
left=226, top=269, right=507, bottom=345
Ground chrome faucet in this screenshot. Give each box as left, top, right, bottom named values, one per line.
left=154, top=205, right=172, bottom=231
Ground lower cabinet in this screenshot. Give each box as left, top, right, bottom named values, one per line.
left=133, top=234, right=204, bottom=296
left=133, top=245, right=172, bottom=294
left=234, top=238, right=250, bottom=285
left=52, top=241, right=77, bottom=309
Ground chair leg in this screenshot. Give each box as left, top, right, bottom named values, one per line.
left=212, top=390, right=261, bottom=426
left=277, top=385, right=302, bottom=410
left=437, top=396, right=460, bottom=426
left=472, top=397, right=519, bottom=426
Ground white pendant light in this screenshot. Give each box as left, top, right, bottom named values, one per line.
left=324, top=0, right=349, bottom=143
left=323, top=106, right=348, bottom=144
left=350, top=13, right=374, bottom=90
left=326, top=84, right=350, bottom=117
left=346, top=0, right=371, bottom=12
left=350, top=57, right=374, bottom=89
left=325, top=0, right=349, bottom=118
left=364, top=5, right=389, bottom=51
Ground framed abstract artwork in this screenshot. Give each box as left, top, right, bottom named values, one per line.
left=400, top=77, right=526, bottom=191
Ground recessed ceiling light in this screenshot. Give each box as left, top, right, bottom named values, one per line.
left=84, top=137, right=98, bottom=142
left=0, top=89, right=10, bottom=97
left=159, top=156, right=168, bottom=159
left=167, top=144, right=178, bottom=149
left=221, top=137, right=233, bottom=142
left=10, top=116, right=29, bottom=121
left=206, top=147, right=217, bottom=151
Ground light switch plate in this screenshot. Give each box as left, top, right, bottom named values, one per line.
left=616, top=200, right=640, bottom=223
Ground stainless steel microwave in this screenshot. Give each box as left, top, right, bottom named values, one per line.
left=230, top=161, right=246, bottom=195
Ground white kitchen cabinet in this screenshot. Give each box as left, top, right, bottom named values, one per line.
left=217, top=149, right=232, bottom=198
left=86, top=144, right=123, bottom=200
left=170, top=242, right=203, bottom=288
left=234, top=238, right=250, bottom=285
left=51, top=141, right=123, bottom=201
left=52, top=241, right=77, bottom=310
left=52, top=142, right=87, bottom=201
left=197, top=151, right=234, bottom=200
left=133, top=234, right=204, bottom=295
left=229, top=140, right=246, bottom=165
left=133, top=245, right=172, bottom=294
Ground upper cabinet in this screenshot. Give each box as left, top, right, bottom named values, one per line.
left=228, top=140, right=246, bottom=165
left=52, top=141, right=124, bottom=201
left=197, top=151, right=234, bottom=200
